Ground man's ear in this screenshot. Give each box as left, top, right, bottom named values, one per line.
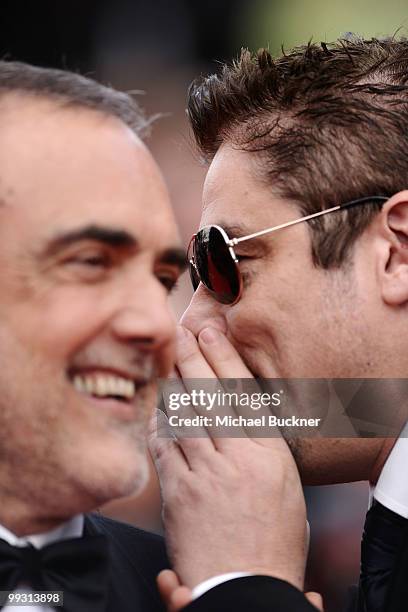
left=380, top=191, right=408, bottom=306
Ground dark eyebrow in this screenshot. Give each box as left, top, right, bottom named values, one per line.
left=209, top=222, right=272, bottom=253
left=43, top=224, right=138, bottom=256
left=158, top=247, right=188, bottom=272
left=43, top=223, right=187, bottom=271
left=213, top=223, right=253, bottom=240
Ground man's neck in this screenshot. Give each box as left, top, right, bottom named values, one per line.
left=370, top=437, right=397, bottom=485
left=0, top=492, right=76, bottom=537
left=0, top=514, right=84, bottom=546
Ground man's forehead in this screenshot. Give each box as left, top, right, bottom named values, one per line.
left=0, top=187, right=180, bottom=251
left=202, top=143, right=273, bottom=212
left=203, top=144, right=254, bottom=204
left=0, top=98, right=178, bottom=228
left=201, top=144, right=300, bottom=234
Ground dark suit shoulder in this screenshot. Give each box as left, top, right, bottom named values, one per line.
left=87, top=513, right=165, bottom=551
left=184, top=576, right=318, bottom=612
left=85, top=513, right=169, bottom=612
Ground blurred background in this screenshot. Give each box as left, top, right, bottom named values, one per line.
left=2, top=1, right=407, bottom=609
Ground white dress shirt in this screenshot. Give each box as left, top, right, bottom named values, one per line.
left=191, top=572, right=252, bottom=599
left=0, top=515, right=83, bottom=612
left=373, top=422, right=408, bottom=517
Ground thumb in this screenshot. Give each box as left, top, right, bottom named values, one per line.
left=157, top=569, right=192, bottom=611
left=169, top=586, right=193, bottom=611
left=305, top=591, right=324, bottom=611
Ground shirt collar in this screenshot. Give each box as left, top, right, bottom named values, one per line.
left=0, top=514, right=84, bottom=549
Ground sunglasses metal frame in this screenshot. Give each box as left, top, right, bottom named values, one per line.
left=189, top=195, right=389, bottom=305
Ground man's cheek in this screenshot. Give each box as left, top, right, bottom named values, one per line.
left=225, top=333, right=260, bottom=374
left=227, top=315, right=262, bottom=351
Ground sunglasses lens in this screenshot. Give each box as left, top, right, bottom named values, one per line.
left=194, top=226, right=240, bottom=304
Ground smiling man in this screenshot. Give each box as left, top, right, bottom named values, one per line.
left=0, top=78, right=185, bottom=529
left=0, top=62, right=187, bottom=611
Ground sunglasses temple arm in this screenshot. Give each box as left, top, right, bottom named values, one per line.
left=230, top=205, right=342, bottom=245
left=230, top=196, right=388, bottom=246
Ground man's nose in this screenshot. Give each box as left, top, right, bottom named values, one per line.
left=180, top=284, right=228, bottom=336
left=110, top=279, right=176, bottom=374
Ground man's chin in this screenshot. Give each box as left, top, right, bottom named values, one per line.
left=61, top=441, right=150, bottom=513
left=96, top=450, right=149, bottom=503
left=287, top=437, right=385, bottom=485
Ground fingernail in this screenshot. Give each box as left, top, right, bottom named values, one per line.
left=200, top=327, right=220, bottom=344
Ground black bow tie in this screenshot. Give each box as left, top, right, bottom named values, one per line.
left=0, top=534, right=110, bottom=612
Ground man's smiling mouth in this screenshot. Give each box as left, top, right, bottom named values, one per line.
left=68, top=369, right=150, bottom=403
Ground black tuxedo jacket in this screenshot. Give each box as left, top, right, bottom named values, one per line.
left=344, top=500, right=408, bottom=612
left=86, top=512, right=316, bottom=612
left=183, top=576, right=317, bottom=612
left=85, top=513, right=168, bottom=612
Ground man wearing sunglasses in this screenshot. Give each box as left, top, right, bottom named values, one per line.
left=152, top=37, right=408, bottom=612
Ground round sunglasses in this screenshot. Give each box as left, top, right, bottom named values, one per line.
left=188, top=196, right=389, bottom=305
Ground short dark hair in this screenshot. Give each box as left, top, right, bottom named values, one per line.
left=188, top=37, right=408, bottom=267
left=0, top=60, right=148, bottom=137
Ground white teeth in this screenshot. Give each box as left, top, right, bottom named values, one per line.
left=106, top=376, right=116, bottom=395
left=125, top=380, right=136, bottom=398
left=73, top=375, right=85, bottom=393
left=85, top=377, right=94, bottom=394
left=72, top=373, right=136, bottom=400
left=95, top=377, right=107, bottom=397
left=117, top=378, right=127, bottom=395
